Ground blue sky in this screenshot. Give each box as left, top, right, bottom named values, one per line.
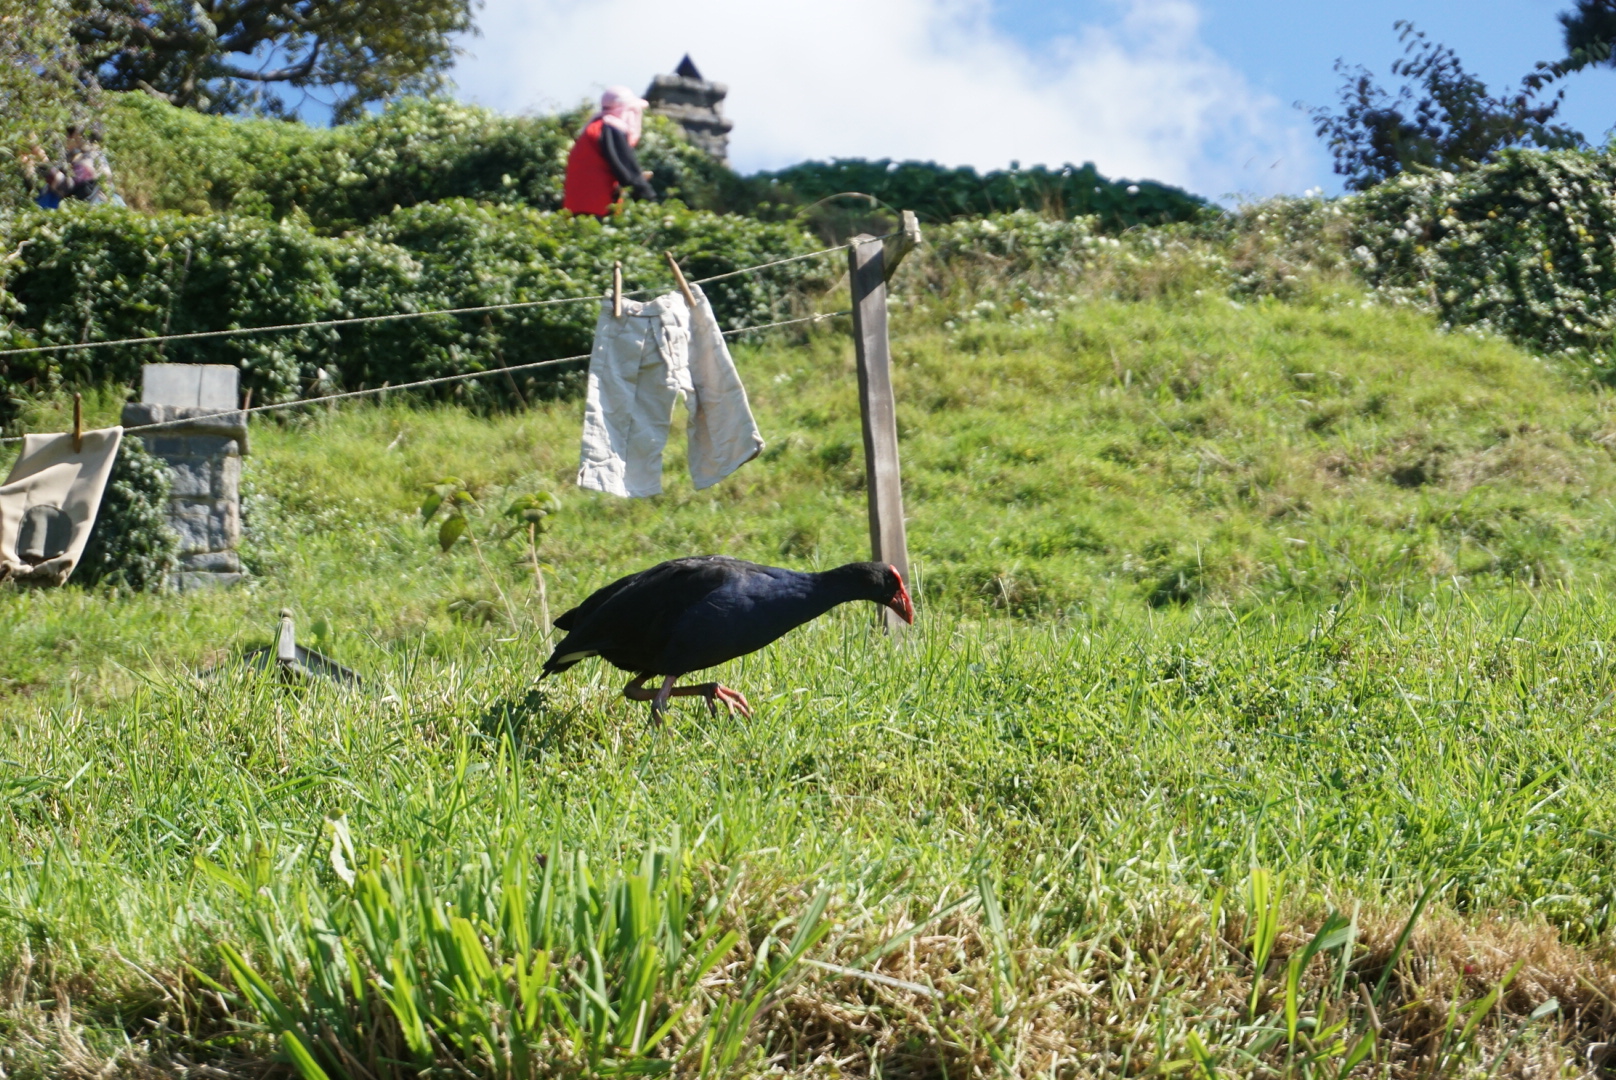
left=990, top=0, right=1616, bottom=166
left=447, top=0, right=1615, bottom=201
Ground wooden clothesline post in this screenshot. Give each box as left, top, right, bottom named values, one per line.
left=848, top=210, right=922, bottom=632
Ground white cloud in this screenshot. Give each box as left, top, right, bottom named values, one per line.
left=450, top=0, right=1319, bottom=200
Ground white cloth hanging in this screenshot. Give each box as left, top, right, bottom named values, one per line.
left=577, top=292, right=692, bottom=498
left=577, top=285, right=762, bottom=498
left=0, top=427, right=123, bottom=585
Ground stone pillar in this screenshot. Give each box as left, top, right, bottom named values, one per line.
left=120, top=364, right=249, bottom=591
left=644, top=55, right=733, bottom=164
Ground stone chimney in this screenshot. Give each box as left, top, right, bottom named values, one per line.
left=644, top=55, right=733, bottom=164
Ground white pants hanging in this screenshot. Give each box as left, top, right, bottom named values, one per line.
left=685, top=283, right=764, bottom=490
left=577, top=286, right=763, bottom=498
left=577, top=293, right=692, bottom=498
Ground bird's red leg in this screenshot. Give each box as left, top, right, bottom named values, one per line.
left=652, top=675, right=677, bottom=721
left=614, top=675, right=672, bottom=724
left=622, top=673, right=673, bottom=724
left=665, top=681, right=752, bottom=719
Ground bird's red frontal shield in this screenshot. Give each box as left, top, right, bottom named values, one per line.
left=888, top=569, right=915, bottom=624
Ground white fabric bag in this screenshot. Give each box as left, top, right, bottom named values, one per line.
left=0, top=427, right=123, bottom=585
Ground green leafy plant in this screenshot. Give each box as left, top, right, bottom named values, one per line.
left=743, top=157, right=1207, bottom=234
left=75, top=433, right=178, bottom=591
left=1347, top=147, right=1616, bottom=361
left=421, top=476, right=515, bottom=627
left=71, top=0, right=474, bottom=123
left=502, top=490, right=559, bottom=635
left=100, top=93, right=734, bottom=225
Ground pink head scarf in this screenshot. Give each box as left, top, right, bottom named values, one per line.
left=594, top=85, right=648, bottom=147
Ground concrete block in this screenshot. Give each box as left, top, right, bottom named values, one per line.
left=146, top=436, right=189, bottom=458
left=179, top=435, right=239, bottom=460
left=167, top=458, right=236, bottom=498
left=216, top=454, right=241, bottom=499
left=142, top=364, right=238, bottom=409
left=179, top=550, right=242, bottom=573
left=197, top=366, right=239, bottom=409
left=167, top=501, right=214, bottom=554
left=218, top=500, right=241, bottom=546
left=168, top=499, right=239, bottom=554
left=171, top=571, right=247, bottom=592
left=122, top=403, right=249, bottom=453
left=167, top=455, right=218, bottom=497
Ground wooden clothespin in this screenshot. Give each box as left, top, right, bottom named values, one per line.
left=612, top=260, right=623, bottom=318
left=72, top=392, right=83, bottom=453
left=664, top=251, right=699, bottom=312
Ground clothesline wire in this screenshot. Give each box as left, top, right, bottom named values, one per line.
left=0, top=235, right=884, bottom=361
left=0, top=309, right=851, bottom=445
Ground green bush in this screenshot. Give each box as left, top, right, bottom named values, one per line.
left=102, top=93, right=734, bottom=229
left=1348, top=149, right=1616, bottom=359
left=0, top=199, right=825, bottom=405
left=747, top=158, right=1208, bottom=231
left=76, top=435, right=177, bottom=592
left=95, top=94, right=1206, bottom=238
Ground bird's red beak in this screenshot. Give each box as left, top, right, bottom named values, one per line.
left=887, top=569, right=915, bottom=624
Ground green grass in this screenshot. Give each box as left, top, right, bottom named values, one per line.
left=5, top=288, right=1616, bottom=1076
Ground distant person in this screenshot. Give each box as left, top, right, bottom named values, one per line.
left=65, top=134, right=123, bottom=206
left=34, top=166, right=71, bottom=210
left=68, top=152, right=100, bottom=202
left=564, top=86, right=658, bottom=217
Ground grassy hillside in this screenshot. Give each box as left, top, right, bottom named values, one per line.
left=6, top=288, right=1616, bottom=1075
left=7, top=284, right=1616, bottom=690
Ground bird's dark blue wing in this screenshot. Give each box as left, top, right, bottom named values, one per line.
left=544, top=557, right=772, bottom=675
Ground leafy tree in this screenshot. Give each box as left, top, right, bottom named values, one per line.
left=1311, top=21, right=1582, bottom=191
left=1560, top=0, right=1616, bottom=70
left=0, top=0, right=96, bottom=206
left=68, top=0, right=477, bottom=122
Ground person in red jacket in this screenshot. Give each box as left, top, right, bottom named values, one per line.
left=564, top=86, right=658, bottom=216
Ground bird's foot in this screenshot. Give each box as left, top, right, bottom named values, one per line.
left=706, top=683, right=752, bottom=719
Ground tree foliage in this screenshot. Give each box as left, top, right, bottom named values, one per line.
left=0, top=0, right=97, bottom=207
left=69, top=0, right=476, bottom=122
left=1311, top=22, right=1582, bottom=192
left=1560, top=0, right=1616, bottom=70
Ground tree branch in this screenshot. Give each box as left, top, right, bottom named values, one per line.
left=214, top=42, right=319, bottom=84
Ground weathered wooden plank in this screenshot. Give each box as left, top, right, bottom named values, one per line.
left=848, top=234, right=912, bottom=631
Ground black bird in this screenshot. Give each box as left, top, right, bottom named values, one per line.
left=543, top=556, right=915, bottom=719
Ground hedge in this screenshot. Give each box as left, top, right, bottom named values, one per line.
left=748, top=158, right=1208, bottom=231
left=1347, top=149, right=1616, bottom=359
left=0, top=199, right=826, bottom=406
left=100, top=93, right=734, bottom=229
left=92, top=95, right=1204, bottom=237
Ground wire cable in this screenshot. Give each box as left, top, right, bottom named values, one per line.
left=0, top=241, right=858, bottom=360
left=0, top=309, right=850, bottom=445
